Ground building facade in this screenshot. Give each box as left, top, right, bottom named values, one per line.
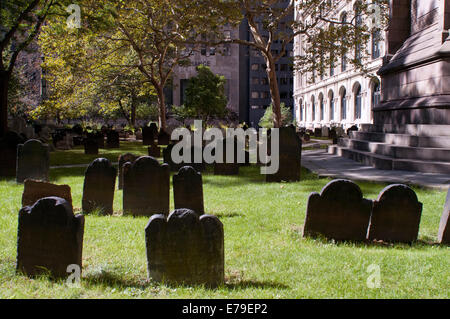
left=293, top=0, right=385, bottom=130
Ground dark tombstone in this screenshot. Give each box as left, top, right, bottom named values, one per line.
left=157, top=130, right=170, bottom=146
left=173, top=166, right=204, bottom=215
left=118, top=153, right=138, bottom=190
left=123, top=156, right=170, bottom=216
left=82, top=158, right=117, bottom=215
left=142, top=123, right=158, bottom=145
left=22, top=179, right=72, bottom=207
left=106, top=130, right=120, bottom=149
left=266, top=126, right=302, bottom=182
left=438, top=188, right=450, bottom=245
left=347, top=125, right=358, bottom=136
left=16, top=139, right=50, bottom=184
left=367, top=184, right=422, bottom=243
left=214, top=137, right=239, bottom=175
left=303, top=133, right=311, bottom=142
left=148, top=142, right=161, bottom=158
left=303, top=179, right=373, bottom=241
left=314, top=128, right=322, bottom=138
left=145, top=209, right=224, bottom=287
left=84, top=135, right=99, bottom=155
left=329, top=129, right=338, bottom=144
left=17, top=197, right=84, bottom=279
left=163, top=143, right=205, bottom=172
left=95, top=131, right=105, bottom=149
left=0, top=131, right=25, bottom=178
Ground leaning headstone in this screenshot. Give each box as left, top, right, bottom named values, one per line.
left=142, top=123, right=158, bottom=145
left=118, top=153, right=138, bottom=190
left=173, top=166, right=204, bottom=215
left=16, top=139, right=50, bottom=183
left=22, top=179, right=72, bottom=207
left=0, top=131, right=24, bottom=178
left=82, top=158, right=117, bottom=215
left=84, top=135, right=99, bottom=155
left=266, top=126, right=302, bottom=182
left=123, top=156, right=170, bottom=216
left=438, top=188, right=450, bottom=245
left=303, top=179, right=373, bottom=241
left=367, top=185, right=422, bottom=243
left=145, top=209, right=224, bottom=287
left=106, top=130, right=120, bottom=149
left=16, top=197, right=84, bottom=279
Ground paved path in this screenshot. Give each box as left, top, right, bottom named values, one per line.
left=302, top=149, right=450, bottom=190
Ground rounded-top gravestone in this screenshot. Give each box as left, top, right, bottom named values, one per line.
left=16, top=139, right=50, bottom=183
left=173, top=166, right=204, bottom=215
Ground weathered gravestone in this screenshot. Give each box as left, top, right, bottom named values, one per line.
left=157, top=130, right=171, bottom=146
left=106, top=130, right=120, bottom=149
left=17, top=197, right=84, bottom=278
left=266, top=126, right=302, bottom=182
left=314, top=128, right=322, bottom=138
left=0, top=131, right=25, bottom=178
left=214, top=138, right=240, bottom=176
left=84, top=135, right=99, bottom=155
left=142, top=123, right=158, bottom=145
left=438, top=188, right=450, bottom=245
left=145, top=209, right=224, bottom=287
left=82, top=158, right=117, bottom=215
left=303, top=179, right=373, bottom=241
left=123, top=156, right=170, bottom=216
left=22, top=179, right=72, bottom=207
left=118, top=153, right=138, bottom=190
left=16, top=139, right=50, bottom=183
left=173, top=166, right=204, bottom=215
left=367, top=184, right=422, bottom=243
left=148, top=142, right=161, bottom=158
left=321, top=126, right=330, bottom=138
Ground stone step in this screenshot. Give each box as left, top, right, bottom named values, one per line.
left=349, top=131, right=450, bottom=148
left=360, top=124, right=450, bottom=136
left=328, top=145, right=450, bottom=174
left=338, top=138, right=450, bottom=162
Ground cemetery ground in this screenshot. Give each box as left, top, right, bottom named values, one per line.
left=0, top=141, right=448, bottom=299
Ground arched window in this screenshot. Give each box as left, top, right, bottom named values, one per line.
left=355, top=85, right=362, bottom=120
left=320, top=96, right=324, bottom=121
left=341, top=89, right=347, bottom=120
left=372, top=81, right=380, bottom=108
left=329, top=91, right=335, bottom=121
left=300, top=99, right=304, bottom=121
left=311, top=96, right=316, bottom=122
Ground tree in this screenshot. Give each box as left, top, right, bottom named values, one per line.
left=0, top=0, right=69, bottom=136
left=216, top=0, right=388, bottom=128
left=258, top=103, right=293, bottom=128
left=184, top=65, right=228, bottom=127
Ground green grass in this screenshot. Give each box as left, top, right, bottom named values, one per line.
left=0, top=142, right=448, bottom=298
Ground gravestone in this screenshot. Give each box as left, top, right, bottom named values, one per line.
left=82, top=158, right=117, bottom=215
left=94, top=131, right=105, bottom=149
left=367, top=184, right=422, bottom=243
left=84, top=135, right=99, bottom=155
left=118, top=153, right=138, bottom=190
left=106, top=130, right=120, bottom=149
left=0, top=131, right=24, bottom=178
left=145, top=209, right=224, bottom=287
left=123, top=156, right=170, bottom=216
left=214, top=138, right=240, bottom=176
left=17, top=197, right=84, bottom=279
left=142, top=123, right=158, bottom=145
left=157, top=130, right=170, bottom=146
left=314, top=128, right=322, bottom=138
left=438, top=188, right=450, bottom=244
left=173, top=166, right=204, bottom=215
left=266, top=126, right=302, bottom=182
left=22, top=180, right=72, bottom=207
left=16, top=139, right=50, bottom=183
left=321, top=126, right=330, bottom=138
left=303, top=179, right=373, bottom=241
left=148, top=142, right=161, bottom=158
left=329, top=128, right=338, bottom=144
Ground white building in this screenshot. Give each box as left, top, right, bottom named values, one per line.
left=293, top=0, right=385, bottom=130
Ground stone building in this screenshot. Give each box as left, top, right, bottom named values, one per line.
left=293, top=0, right=384, bottom=130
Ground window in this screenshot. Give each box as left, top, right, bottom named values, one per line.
left=355, top=86, right=362, bottom=120
left=261, top=77, right=269, bottom=85
left=372, top=30, right=381, bottom=59
left=251, top=91, right=260, bottom=99
left=329, top=92, right=335, bottom=121
left=341, top=89, right=347, bottom=120
left=372, top=82, right=381, bottom=108
left=223, top=44, right=231, bottom=56
left=251, top=77, right=260, bottom=85
left=320, top=97, right=324, bottom=121
left=261, top=92, right=270, bottom=99
left=251, top=64, right=259, bottom=71
left=312, top=97, right=316, bottom=121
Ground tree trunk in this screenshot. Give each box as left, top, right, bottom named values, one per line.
left=0, top=70, right=10, bottom=137
left=265, top=56, right=282, bottom=128
left=157, top=86, right=167, bottom=131
left=130, top=95, right=137, bottom=129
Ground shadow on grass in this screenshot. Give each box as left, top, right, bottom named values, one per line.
left=83, top=271, right=148, bottom=289
left=224, top=279, right=289, bottom=290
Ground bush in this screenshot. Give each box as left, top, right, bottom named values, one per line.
left=258, top=103, right=293, bottom=128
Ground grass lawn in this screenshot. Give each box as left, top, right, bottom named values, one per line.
left=0, top=142, right=448, bottom=298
